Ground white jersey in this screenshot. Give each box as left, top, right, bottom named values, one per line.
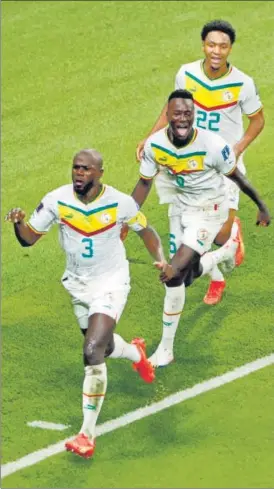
left=28, top=184, right=147, bottom=279
left=140, top=127, right=236, bottom=206
left=175, top=60, right=262, bottom=147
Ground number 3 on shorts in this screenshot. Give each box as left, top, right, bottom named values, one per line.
left=82, top=238, right=94, bottom=258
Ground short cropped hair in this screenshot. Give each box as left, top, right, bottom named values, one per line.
left=168, top=89, right=194, bottom=103
left=201, top=20, right=236, bottom=44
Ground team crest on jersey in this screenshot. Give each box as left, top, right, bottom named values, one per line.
left=100, top=212, right=112, bottom=224
left=188, top=159, right=198, bottom=170
left=222, top=90, right=233, bottom=102
left=189, top=85, right=197, bottom=93
left=197, top=229, right=208, bottom=241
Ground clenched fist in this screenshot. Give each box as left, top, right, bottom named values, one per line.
left=5, top=208, right=26, bottom=224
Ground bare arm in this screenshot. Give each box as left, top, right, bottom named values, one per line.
left=137, top=225, right=165, bottom=263
left=131, top=178, right=153, bottom=208
left=136, top=102, right=168, bottom=161
left=233, top=110, right=265, bottom=159
left=227, top=168, right=270, bottom=226
left=5, top=208, right=42, bottom=246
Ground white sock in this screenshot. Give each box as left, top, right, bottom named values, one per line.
left=206, top=264, right=224, bottom=282
left=160, top=283, right=186, bottom=351
left=200, top=238, right=237, bottom=276
left=108, top=333, right=141, bottom=362
left=231, top=219, right=239, bottom=239
left=80, top=363, right=107, bottom=440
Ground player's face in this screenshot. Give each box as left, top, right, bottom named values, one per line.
left=72, top=154, right=102, bottom=195
left=167, top=98, right=194, bottom=140
left=203, top=31, right=232, bottom=71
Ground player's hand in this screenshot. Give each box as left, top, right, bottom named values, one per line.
left=256, top=205, right=271, bottom=227
left=154, top=261, right=175, bottom=283
left=136, top=139, right=146, bottom=162
left=120, top=223, right=129, bottom=241
left=232, top=143, right=243, bottom=162
left=5, top=207, right=26, bottom=224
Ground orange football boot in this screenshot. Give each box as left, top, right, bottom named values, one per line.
left=234, top=216, right=245, bottom=267
left=131, top=338, right=155, bottom=383
left=203, top=280, right=226, bottom=305
left=65, top=433, right=95, bottom=459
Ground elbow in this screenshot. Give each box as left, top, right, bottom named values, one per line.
left=21, top=240, right=34, bottom=247
left=140, top=177, right=152, bottom=188
left=19, top=239, right=34, bottom=247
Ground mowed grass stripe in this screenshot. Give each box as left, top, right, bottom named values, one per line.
left=2, top=353, right=274, bottom=479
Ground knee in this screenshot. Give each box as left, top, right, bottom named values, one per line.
left=83, top=337, right=106, bottom=365
left=165, top=276, right=184, bottom=288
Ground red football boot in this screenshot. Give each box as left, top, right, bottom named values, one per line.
left=131, top=338, right=155, bottom=383
left=65, top=433, right=95, bottom=459
left=203, top=280, right=226, bottom=305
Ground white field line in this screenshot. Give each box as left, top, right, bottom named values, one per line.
left=2, top=353, right=274, bottom=479
left=27, top=421, right=70, bottom=431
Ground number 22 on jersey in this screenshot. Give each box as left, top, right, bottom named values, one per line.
left=196, top=110, right=220, bottom=131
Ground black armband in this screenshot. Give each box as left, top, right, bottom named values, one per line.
left=14, top=223, right=32, bottom=247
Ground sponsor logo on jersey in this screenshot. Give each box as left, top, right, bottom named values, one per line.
left=189, top=85, right=197, bottom=93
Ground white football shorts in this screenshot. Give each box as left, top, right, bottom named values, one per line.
left=168, top=199, right=229, bottom=256
left=61, top=268, right=130, bottom=329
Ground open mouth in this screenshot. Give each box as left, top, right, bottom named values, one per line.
left=211, top=57, right=221, bottom=63
left=74, top=180, right=84, bottom=189
left=175, top=125, right=189, bottom=137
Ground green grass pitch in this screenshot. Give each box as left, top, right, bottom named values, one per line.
left=2, top=1, right=274, bottom=488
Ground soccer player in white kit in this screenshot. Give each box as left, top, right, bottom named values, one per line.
left=135, top=20, right=265, bottom=306
left=132, top=90, right=270, bottom=367
left=5, top=149, right=166, bottom=459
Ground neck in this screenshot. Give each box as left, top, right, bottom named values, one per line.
left=167, top=127, right=194, bottom=148
left=203, top=59, right=229, bottom=80
left=77, top=183, right=103, bottom=204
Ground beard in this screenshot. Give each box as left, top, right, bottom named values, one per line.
left=73, top=180, right=94, bottom=195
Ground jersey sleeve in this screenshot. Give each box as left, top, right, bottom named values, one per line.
left=175, top=65, right=186, bottom=90
left=118, top=195, right=147, bottom=231
left=139, top=140, right=158, bottom=180
left=240, top=76, right=262, bottom=117
left=27, top=192, right=57, bottom=234
left=209, top=135, right=237, bottom=176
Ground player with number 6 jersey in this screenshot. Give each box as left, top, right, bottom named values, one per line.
left=140, top=124, right=236, bottom=208
left=132, top=90, right=270, bottom=368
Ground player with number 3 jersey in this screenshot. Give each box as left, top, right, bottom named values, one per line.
left=5, top=148, right=166, bottom=459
